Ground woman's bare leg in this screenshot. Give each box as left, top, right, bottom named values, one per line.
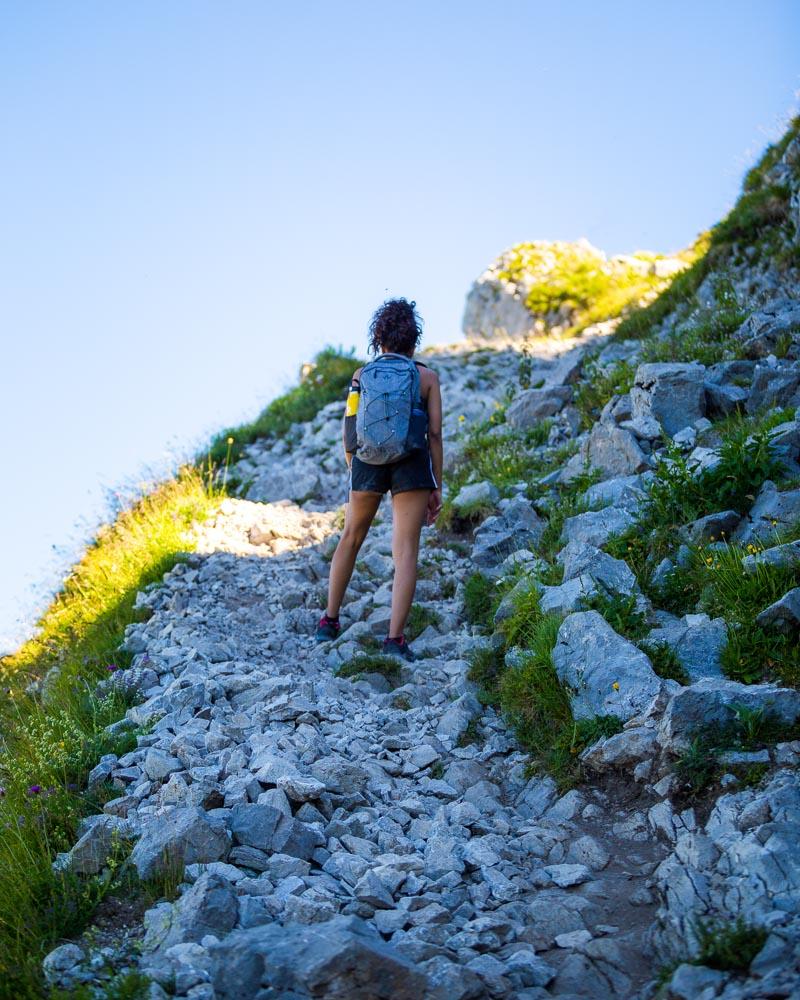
left=326, top=490, right=382, bottom=617
left=389, top=489, right=431, bottom=638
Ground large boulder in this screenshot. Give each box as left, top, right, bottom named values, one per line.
left=558, top=423, right=651, bottom=483
left=130, top=807, right=231, bottom=880
left=581, top=473, right=651, bottom=512
left=451, top=480, right=500, bottom=515
left=557, top=540, right=639, bottom=598
left=581, top=726, right=658, bottom=772
left=506, top=386, right=573, bottom=428
left=143, top=872, right=238, bottom=951
left=207, top=914, right=430, bottom=999
left=735, top=299, right=800, bottom=359
left=679, top=510, right=741, bottom=545
left=755, top=588, right=800, bottom=633
left=731, top=481, right=800, bottom=545
left=763, top=419, right=800, bottom=476
left=585, top=422, right=652, bottom=478
left=472, top=497, right=546, bottom=569
left=552, top=610, right=662, bottom=721
left=746, top=363, right=800, bottom=414
left=644, top=613, right=727, bottom=682
left=559, top=506, right=637, bottom=548
left=66, top=815, right=131, bottom=876
left=742, top=538, right=800, bottom=573
left=658, top=678, right=800, bottom=751
left=630, top=362, right=706, bottom=436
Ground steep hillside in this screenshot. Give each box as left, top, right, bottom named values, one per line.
left=1, top=117, right=799, bottom=1000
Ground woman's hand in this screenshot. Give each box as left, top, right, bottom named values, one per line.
left=426, top=488, right=443, bottom=525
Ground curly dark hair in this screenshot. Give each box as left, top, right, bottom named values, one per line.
left=368, top=297, right=423, bottom=356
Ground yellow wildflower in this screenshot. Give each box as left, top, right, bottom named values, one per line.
left=612, top=681, right=620, bottom=691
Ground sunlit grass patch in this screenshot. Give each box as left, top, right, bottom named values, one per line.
left=0, top=465, right=218, bottom=996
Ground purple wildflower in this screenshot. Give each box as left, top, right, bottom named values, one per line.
left=106, top=663, right=118, bottom=672
left=28, top=785, right=41, bottom=795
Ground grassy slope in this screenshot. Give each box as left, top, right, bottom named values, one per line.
left=449, top=116, right=800, bottom=790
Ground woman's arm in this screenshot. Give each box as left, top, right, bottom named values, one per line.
left=425, top=370, right=443, bottom=523
left=342, top=367, right=362, bottom=466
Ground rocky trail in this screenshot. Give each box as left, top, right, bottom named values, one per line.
left=43, top=331, right=800, bottom=1000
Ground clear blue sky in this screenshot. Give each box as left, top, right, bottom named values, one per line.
left=1, top=1, right=798, bottom=652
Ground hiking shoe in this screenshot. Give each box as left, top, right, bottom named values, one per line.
left=382, top=635, right=416, bottom=662
left=315, top=613, right=341, bottom=643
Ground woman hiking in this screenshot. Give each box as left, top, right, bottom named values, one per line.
left=315, top=298, right=443, bottom=661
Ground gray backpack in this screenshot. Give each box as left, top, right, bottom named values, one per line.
left=356, top=352, right=428, bottom=464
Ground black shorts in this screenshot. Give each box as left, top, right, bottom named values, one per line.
left=347, top=450, right=437, bottom=501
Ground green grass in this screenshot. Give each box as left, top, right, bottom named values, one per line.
left=474, top=584, right=624, bottom=788
left=692, top=915, right=768, bottom=971
left=49, top=971, right=151, bottom=1000
left=605, top=419, right=787, bottom=573
left=440, top=415, right=559, bottom=527
left=0, top=467, right=220, bottom=997
left=584, top=590, right=649, bottom=641
left=642, top=521, right=800, bottom=687
left=335, top=654, right=402, bottom=681
left=573, top=358, right=637, bottom=430
left=674, top=704, right=799, bottom=796
left=467, top=643, right=506, bottom=705
left=203, top=346, right=363, bottom=465
left=636, top=277, right=747, bottom=366
left=462, top=572, right=497, bottom=630
left=610, top=232, right=713, bottom=342
left=637, top=639, right=689, bottom=684
left=743, top=115, right=800, bottom=191
left=405, top=604, right=441, bottom=641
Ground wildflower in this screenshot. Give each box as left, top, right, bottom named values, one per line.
left=0, top=787, right=5, bottom=797
left=28, top=785, right=41, bottom=795
left=106, top=663, right=118, bottom=672
left=612, top=681, right=620, bottom=691
left=227, top=436, right=234, bottom=444
left=458, top=414, right=466, bottom=422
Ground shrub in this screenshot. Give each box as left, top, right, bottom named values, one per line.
left=692, top=915, right=768, bottom=972
left=462, top=572, right=497, bottom=630
left=584, top=590, right=649, bottom=641
left=467, top=643, right=506, bottom=706
left=638, top=640, right=689, bottom=684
